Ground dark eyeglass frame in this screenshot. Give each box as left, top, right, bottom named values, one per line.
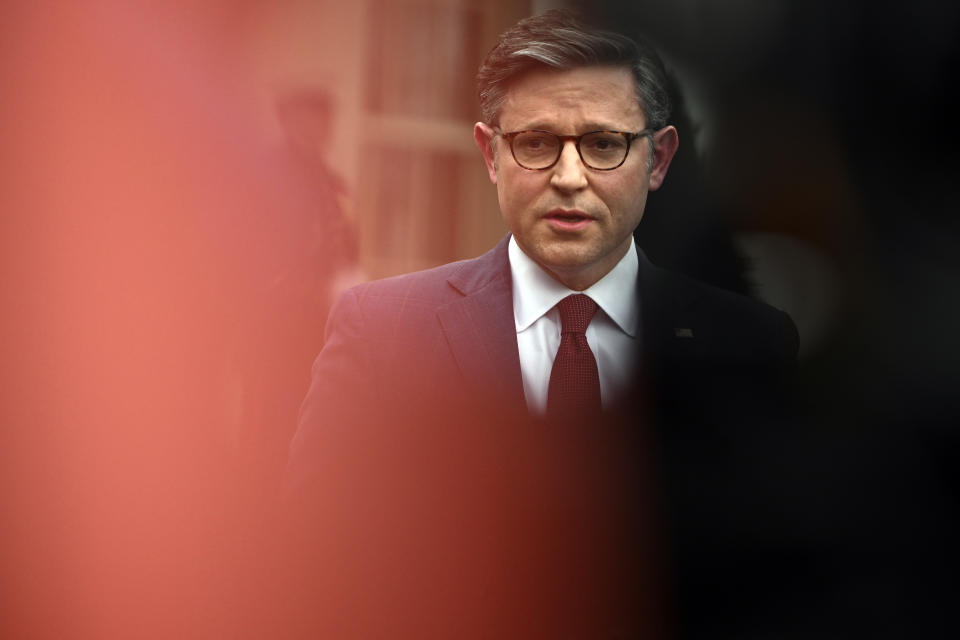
left=494, top=128, right=655, bottom=171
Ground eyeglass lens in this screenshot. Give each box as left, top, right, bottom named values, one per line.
left=512, top=131, right=630, bottom=169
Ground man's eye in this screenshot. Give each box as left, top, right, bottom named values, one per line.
left=585, top=136, right=625, bottom=152
left=517, top=135, right=554, bottom=151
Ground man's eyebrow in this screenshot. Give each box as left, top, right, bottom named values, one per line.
left=510, top=121, right=634, bottom=133
left=578, top=122, right=630, bottom=132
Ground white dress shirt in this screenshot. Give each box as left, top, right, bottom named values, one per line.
left=508, top=235, right=641, bottom=415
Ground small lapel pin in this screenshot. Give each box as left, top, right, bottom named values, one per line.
left=674, top=328, right=694, bottom=338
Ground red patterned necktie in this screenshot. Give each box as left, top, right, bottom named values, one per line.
left=547, top=294, right=601, bottom=418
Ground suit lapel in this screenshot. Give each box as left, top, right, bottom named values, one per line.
left=436, top=236, right=527, bottom=415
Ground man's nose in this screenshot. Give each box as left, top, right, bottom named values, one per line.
left=549, top=140, right=588, bottom=192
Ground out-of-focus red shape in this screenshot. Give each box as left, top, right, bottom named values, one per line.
left=1, top=2, right=342, bottom=637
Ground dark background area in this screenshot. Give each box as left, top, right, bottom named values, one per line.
left=576, top=0, right=960, bottom=636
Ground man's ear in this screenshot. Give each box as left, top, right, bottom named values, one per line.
left=473, top=122, right=498, bottom=185
left=648, top=125, right=679, bottom=191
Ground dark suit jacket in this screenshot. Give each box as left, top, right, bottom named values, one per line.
left=284, top=234, right=798, bottom=639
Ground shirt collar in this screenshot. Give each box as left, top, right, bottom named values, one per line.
left=508, top=235, right=640, bottom=336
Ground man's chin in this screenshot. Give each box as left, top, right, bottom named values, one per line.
left=533, top=247, right=592, bottom=270
left=536, top=252, right=603, bottom=287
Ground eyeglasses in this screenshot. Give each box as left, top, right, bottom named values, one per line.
left=495, top=128, right=654, bottom=171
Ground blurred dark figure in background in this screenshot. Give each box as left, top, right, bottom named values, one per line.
left=0, top=2, right=345, bottom=637
left=276, top=90, right=349, bottom=209
left=275, top=88, right=363, bottom=308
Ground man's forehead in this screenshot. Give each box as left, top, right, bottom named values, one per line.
left=497, top=65, right=643, bottom=129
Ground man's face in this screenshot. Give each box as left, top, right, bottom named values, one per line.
left=474, top=65, right=677, bottom=290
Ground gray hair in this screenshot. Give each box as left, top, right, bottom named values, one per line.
left=476, top=10, right=671, bottom=131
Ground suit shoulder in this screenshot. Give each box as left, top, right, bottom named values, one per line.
left=326, top=249, right=502, bottom=337
left=343, top=257, right=474, bottom=307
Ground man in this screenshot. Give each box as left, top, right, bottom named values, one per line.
left=284, top=10, right=797, bottom=638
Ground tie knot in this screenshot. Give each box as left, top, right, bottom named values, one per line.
left=556, top=294, right=597, bottom=335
